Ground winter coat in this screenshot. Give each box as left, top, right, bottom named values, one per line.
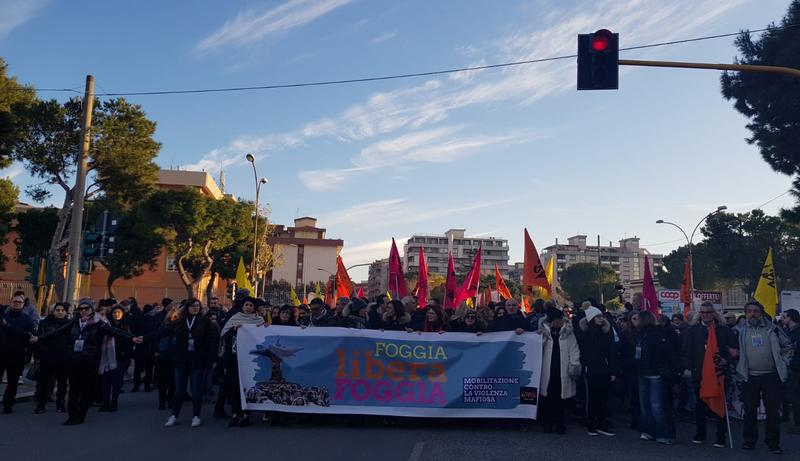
left=110, top=318, right=134, bottom=363
left=734, top=317, right=792, bottom=382
left=577, top=316, right=619, bottom=376
left=538, top=318, right=581, bottom=399
left=788, top=325, right=800, bottom=372
left=449, top=319, right=485, bottom=333
left=38, top=316, right=133, bottom=362
left=680, top=313, right=738, bottom=385
left=0, top=307, right=35, bottom=360
left=36, top=315, right=72, bottom=363
left=634, top=325, right=679, bottom=381
left=490, top=312, right=531, bottom=332
left=148, top=314, right=219, bottom=370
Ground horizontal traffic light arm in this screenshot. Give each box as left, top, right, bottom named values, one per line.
left=619, top=59, right=800, bottom=78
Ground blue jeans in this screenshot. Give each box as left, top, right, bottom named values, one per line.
left=638, top=375, right=675, bottom=442
left=172, top=367, right=205, bottom=418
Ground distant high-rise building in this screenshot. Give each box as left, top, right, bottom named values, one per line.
left=403, top=229, right=511, bottom=277
left=367, top=258, right=389, bottom=299
left=540, top=235, right=662, bottom=285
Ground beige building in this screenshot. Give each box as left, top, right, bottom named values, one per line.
left=367, top=258, right=389, bottom=299
left=403, top=229, right=511, bottom=277
left=540, top=235, right=663, bottom=285
left=270, top=217, right=343, bottom=288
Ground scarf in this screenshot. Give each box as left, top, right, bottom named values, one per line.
left=221, top=312, right=264, bottom=337
left=80, top=313, right=118, bottom=374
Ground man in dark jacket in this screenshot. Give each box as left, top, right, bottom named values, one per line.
left=0, top=295, right=36, bottom=413
left=307, top=298, right=337, bottom=327
left=783, top=308, right=800, bottom=434
left=680, top=302, right=739, bottom=447
left=490, top=298, right=530, bottom=333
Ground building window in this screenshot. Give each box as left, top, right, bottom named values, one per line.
left=165, top=255, right=178, bottom=272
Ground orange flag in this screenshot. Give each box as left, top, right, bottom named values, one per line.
left=336, top=255, right=353, bottom=298
left=521, top=296, right=532, bottom=314
left=523, top=229, right=551, bottom=295
left=699, top=323, right=726, bottom=418
left=495, top=264, right=512, bottom=300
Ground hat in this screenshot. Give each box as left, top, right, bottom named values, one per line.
left=77, top=297, right=94, bottom=308
left=585, top=306, right=602, bottom=323
left=545, top=305, right=564, bottom=322
left=350, top=297, right=368, bottom=313
left=309, top=297, right=325, bottom=306
left=581, top=301, right=592, bottom=310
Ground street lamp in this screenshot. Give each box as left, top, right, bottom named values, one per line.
left=246, top=152, right=268, bottom=296
left=656, top=205, right=727, bottom=311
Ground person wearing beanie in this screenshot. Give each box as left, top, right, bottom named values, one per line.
left=538, top=304, right=581, bottom=434
left=578, top=305, right=619, bottom=437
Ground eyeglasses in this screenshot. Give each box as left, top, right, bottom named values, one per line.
left=78, top=305, right=92, bottom=310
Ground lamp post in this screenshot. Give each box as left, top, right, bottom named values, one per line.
left=246, top=153, right=268, bottom=297
left=317, top=267, right=335, bottom=302
left=656, top=205, right=727, bottom=311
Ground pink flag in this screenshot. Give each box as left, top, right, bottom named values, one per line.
left=356, top=287, right=365, bottom=299
left=444, top=252, right=458, bottom=309
left=388, top=238, right=408, bottom=298
left=416, top=246, right=428, bottom=308
left=642, top=255, right=660, bottom=315
left=455, top=245, right=482, bottom=306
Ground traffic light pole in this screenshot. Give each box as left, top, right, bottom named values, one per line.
left=619, top=59, right=800, bottom=78
left=63, top=75, right=95, bottom=305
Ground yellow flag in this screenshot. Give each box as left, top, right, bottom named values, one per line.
left=386, top=290, right=393, bottom=301
left=542, top=256, right=555, bottom=299
left=314, top=282, right=322, bottom=299
left=754, top=247, right=778, bottom=317
left=290, top=287, right=301, bottom=307
left=235, top=256, right=254, bottom=294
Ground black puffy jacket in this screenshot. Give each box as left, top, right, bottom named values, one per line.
left=634, top=325, right=679, bottom=380
left=148, top=314, right=219, bottom=369
left=36, top=315, right=72, bottom=362
left=577, top=317, right=619, bottom=375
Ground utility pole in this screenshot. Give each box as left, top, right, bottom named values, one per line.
left=597, top=235, right=603, bottom=303
left=63, top=75, right=95, bottom=305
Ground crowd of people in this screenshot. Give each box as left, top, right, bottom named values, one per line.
left=1, top=288, right=799, bottom=455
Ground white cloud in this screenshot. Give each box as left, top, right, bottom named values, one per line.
left=371, top=30, right=397, bottom=44
left=0, top=0, right=47, bottom=38
left=1, top=165, right=23, bottom=180
left=340, top=237, right=405, bottom=266
left=301, top=125, right=539, bottom=188
left=196, top=0, right=353, bottom=52
left=196, top=0, right=746, bottom=185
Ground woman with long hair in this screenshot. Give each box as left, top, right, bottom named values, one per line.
left=100, top=304, right=134, bottom=412
left=34, top=303, right=71, bottom=414
left=143, top=298, right=219, bottom=428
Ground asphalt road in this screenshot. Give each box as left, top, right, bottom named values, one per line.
left=1, top=391, right=797, bottom=461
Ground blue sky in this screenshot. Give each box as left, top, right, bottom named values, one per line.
left=0, top=0, right=796, bottom=281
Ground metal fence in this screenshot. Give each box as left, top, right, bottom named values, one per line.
left=0, top=281, right=34, bottom=303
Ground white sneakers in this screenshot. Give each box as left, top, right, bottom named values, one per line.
left=165, top=415, right=202, bottom=427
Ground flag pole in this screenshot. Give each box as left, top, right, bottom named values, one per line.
left=723, top=385, right=734, bottom=449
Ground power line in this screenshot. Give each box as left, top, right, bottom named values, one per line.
left=6, top=23, right=798, bottom=97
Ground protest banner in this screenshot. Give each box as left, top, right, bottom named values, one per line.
left=236, top=325, right=542, bottom=419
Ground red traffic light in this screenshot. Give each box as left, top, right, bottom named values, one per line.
left=591, top=29, right=613, bottom=52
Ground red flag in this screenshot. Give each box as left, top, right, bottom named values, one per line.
left=444, top=252, right=458, bottom=309
left=699, top=323, right=726, bottom=418
left=336, top=255, right=353, bottom=298
left=415, top=246, right=428, bottom=308
left=455, top=245, right=482, bottom=306
left=388, top=238, right=408, bottom=298
left=680, top=258, right=692, bottom=316
left=495, top=264, right=513, bottom=300
left=523, top=229, right=551, bottom=295
left=642, top=255, right=660, bottom=315
left=356, top=287, right=364, bottom=299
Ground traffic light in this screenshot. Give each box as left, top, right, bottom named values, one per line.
left=577, top=29, right=619, bottom=90
left=83, top=231, right=102, bottom=258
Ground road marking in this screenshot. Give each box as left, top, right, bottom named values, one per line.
left=408, top=441, right=425, bottom=461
